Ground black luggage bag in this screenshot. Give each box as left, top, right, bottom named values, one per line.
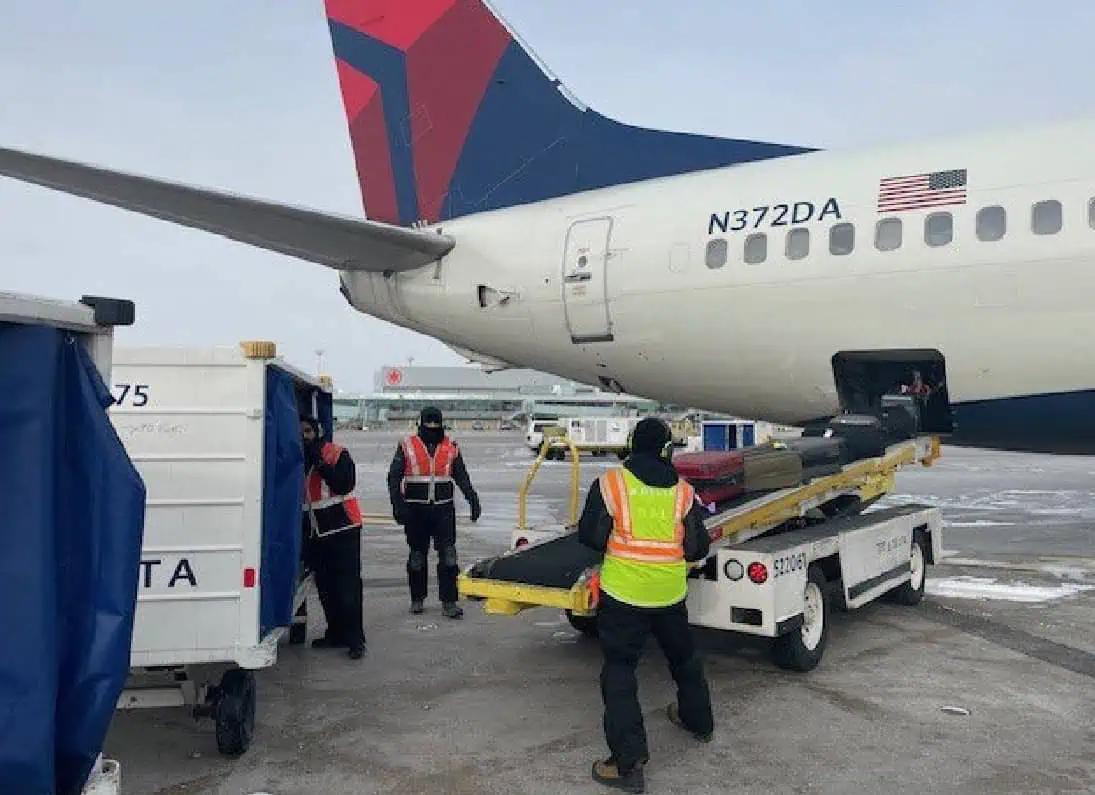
left=826, top=414, right=886, bottom=461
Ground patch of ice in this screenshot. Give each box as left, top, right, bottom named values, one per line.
left=926, top=576, right=1094, bottom=603
left=946, top=520, right=1012, bottom=528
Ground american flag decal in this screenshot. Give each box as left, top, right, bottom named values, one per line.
left=877, top=169, right=967, bottom=213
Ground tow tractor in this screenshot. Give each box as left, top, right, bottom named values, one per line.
left=459, top=435, right=943, bottom=671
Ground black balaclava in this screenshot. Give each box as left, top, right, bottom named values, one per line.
left=630, top=418, right=673, bottom=462
left=418, top=407, right=445, bottom=446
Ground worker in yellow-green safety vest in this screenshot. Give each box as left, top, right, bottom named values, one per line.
left=578, top=417, right=713, bottom=795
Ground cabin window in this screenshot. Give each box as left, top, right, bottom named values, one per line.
left=829, top=223, right=854, bottom=255
left=705, top=238, right=728, bottom=269
left=744, top=233, right=767, bottom=264
left=976, top=206, right=1006, bottom=242
left=875, top=218, right=902, bottom=251
left=925, top=212, right=954, bottom=247
left=1089, top=198, right=1095, bottom=229
left=786, top=228, right=810, bottom=260
left=1032, top=200, right=1062, bottom=235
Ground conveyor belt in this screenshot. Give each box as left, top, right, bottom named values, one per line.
left=460, top=437, right=941, bottom=615
left=473, top=532, right=601, bottom=589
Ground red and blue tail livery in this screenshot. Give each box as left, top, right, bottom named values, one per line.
left=325, top=0, right=809, bottom=226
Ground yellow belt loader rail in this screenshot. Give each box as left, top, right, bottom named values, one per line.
left=458, top=436, right=941, bottom=618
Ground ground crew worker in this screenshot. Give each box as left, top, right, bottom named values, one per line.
left=388, top=407, right=481, bottom=619
left=301, top=416, right=366, bottom=660
left=579, top=417, right=713, bottom=794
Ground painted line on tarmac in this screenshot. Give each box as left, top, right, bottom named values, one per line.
left=920, top=601, right=1095, bottom=679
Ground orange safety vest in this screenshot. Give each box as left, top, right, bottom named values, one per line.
left=304, top=441, right=363, bottom=537
left=402, top=435, right=459, bottom=504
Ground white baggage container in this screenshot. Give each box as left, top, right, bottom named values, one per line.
left=109, top=341, right=328, bottom=756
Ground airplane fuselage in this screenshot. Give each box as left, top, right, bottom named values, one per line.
left=344, top=120, right=1095, bottom=452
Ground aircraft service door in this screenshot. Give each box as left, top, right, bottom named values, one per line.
left=562, top=217, right=614, bottom=344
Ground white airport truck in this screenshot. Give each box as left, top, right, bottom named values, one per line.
left=461, top=436, right=942, bottom=670
left=109, top=342, right=324, bottom=755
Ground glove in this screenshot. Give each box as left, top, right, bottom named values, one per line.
left=468, top=493, right=482, bottom=523
left=392, top=502, right=409, bottom=525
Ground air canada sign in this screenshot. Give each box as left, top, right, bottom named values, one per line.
left=386, top=369, right=403, bottom=387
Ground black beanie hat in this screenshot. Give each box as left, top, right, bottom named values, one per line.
left=631, top=418, right=672, bottom=456
left=420, top=407, right=443, bottom=426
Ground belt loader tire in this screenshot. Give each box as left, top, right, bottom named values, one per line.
left=772, top=565, right=829, bottom=672
left=565, top=610, right=599, bottom=638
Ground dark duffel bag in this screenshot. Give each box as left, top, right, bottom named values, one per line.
left=826, top=414, right=886, bottom=460
left=742, top=444, right=803, bottom=492
left=880, top=394, right=919, bottom=441
left=673, top=451, right=746, bottom=504
left=784, top=437, right=848, bottom=479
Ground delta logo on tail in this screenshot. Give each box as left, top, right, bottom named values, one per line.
left=325, top=0, right=810, bottom=226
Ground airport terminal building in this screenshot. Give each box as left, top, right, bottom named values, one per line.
left=334, top=366, right=658, bottom=429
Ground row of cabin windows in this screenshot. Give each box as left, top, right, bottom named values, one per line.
left=705, top=198, right=1082, bottom=268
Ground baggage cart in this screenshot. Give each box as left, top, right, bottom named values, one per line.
left=109, top=342, right=329, bottom=756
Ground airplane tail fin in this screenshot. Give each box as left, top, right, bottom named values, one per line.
left=325, top=0, right=810, bottom=226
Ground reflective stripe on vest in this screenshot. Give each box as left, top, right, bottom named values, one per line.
left=600, top=469, right=691, bottom=564
left=402, top=435, right=458, bottom=504
left=303, top=442, right=363, bottom=536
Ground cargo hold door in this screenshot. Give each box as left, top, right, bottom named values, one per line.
left=562, top=218, right=614, bottom=344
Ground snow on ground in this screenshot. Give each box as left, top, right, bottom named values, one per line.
left=926, top=575, right=1093, bottom=603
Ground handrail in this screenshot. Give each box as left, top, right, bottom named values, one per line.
left=517, top=437, right=581, bottom=530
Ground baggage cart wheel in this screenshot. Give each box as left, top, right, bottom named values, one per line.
left=565, top=610, right=599, bottom=638
left=215, top=669, right=256, bottom=757
left=772, top=565, right=829, bottom=672
left=888, top=531, right=928, bottom=606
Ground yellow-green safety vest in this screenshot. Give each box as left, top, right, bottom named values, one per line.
left=598, top=467, right=695, bottom=608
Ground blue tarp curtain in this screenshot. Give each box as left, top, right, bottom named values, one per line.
left=260, top=366, right=305, bottom=638
left=0, top=324, right=146, bottom=795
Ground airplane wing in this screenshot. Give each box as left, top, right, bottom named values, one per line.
left=0, top=147, right=454, bottom=273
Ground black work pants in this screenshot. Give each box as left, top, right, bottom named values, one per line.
left=308, top=526, right=365, bottom=648
left=404, top=503, right=459, bottom=603
left=598, top=594, right=713, bottom=771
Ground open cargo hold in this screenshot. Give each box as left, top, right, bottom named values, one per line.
left=0, top=293, right=142, bottom=795
left=109, top=342, right=331, bottom=756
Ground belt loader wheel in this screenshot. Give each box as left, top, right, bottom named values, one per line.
left=887, top=530, right=928, bottom=606
left=772, top=565, right=829, bottom=672
left=565, top=610, right=599, bottom=638
left=215, top=669, right=256, bottom=757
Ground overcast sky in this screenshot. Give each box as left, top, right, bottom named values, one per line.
left=2, top=1, right=1093, bottom=392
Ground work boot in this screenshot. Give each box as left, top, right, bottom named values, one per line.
left=310, top=635, right=341, bottom=649
left=591, top=758, right=645, bottom=794
left=667, top=703, right=713, bottom=743
left=441, top=602, right=464, bottom=620
left=347, top=644, right=367, bottom=660
left=410, top=600, right=424, bottom=615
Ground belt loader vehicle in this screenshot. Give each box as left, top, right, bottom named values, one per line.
left=461, top=434, right=942, bottom=670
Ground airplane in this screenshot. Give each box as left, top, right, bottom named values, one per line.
left=1, top=0, right=1094, bottom=453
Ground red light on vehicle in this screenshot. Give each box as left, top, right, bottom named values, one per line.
left=243, top=568, right=257, bottom=588
left=515, top=537, right=529, bottom=549
left=747, top=562, right=768, bottom=584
